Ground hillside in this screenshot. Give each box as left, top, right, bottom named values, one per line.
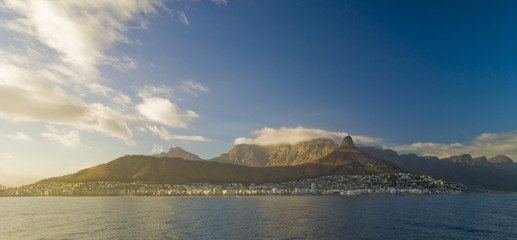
left=40, top=136, right=402, bottom=185
left=41, top=154, right=401, bottom=185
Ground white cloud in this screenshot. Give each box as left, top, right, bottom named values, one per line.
left=147, top=125, right=174, bottom=141
left=0, top=1, right=166, bottom=144
left=146, top=125, right=210, bottom=141
left=135, top=126, right=148, bottom=133
left=0, top=67, right=88, bottom=123
left=0, top=1, right=204, bottom=146
left=177, top=10, right=189, bottom=25
left=0, top=0, right=214, bottom=152
left=174, top=135, right=211, bottom=141
left=234, top=126, right=380, bottom=146
left=390, top=130, right=517, bottom=161
left=137, top=97, right=198, bottom=128
left=152, top=144, right=164, bottom=153
left=181, top=80, right=208, bottom=96
left=138, top=85, right=173, bottom=99
left=7, top=132, right=33, bottom=142
left=352, top=135, right=383, bottom=146
left=211, top=0, right=228, bottom=5
left=136, top=85, right=197, bottom=130
left=111, top=92, right=132, bottom=107
left=41, top=126, right=81, bottom=147
left=1, top=0, right=162, bottom=78
left=0, top=71, right=134, bottom=142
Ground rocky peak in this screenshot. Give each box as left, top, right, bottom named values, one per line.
left=154, top=146, right=202, bottom=161
left=339, top=136, right=356, bottom=148
left=488, top=155, right=514, bottom=164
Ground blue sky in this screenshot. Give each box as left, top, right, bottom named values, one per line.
left=1, top=0, right=517, bottom=186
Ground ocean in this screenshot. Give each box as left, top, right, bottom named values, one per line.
left=1, top=194, right=516, bottom=240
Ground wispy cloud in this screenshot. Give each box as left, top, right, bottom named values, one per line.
left=174, top=135, right=211, bottom=141
left=211, top=0, right=228, bottom=5
left=152, top=144, right=164, bottom=153
left=177, top=10, right=189, bottom=25
left=0, top=1, right=163, bottom=143
left=1, top=0, right=161, bottom=78
left=181, top=80, right=209, bottom=96
left=0, top=1, right=208, bottom=145
left=235, top=126, right=381, bottom=146
left=7, top=132, right=33, bottom=142
left=1, top=152, right=16, bottom=161
left=41, top=126, right=81, bottom=148
left=147, top=125, right=174, bottom=140
left=146, top=125, right=210, bottom=142
left=390, top=130, right=517, bottom=161
left=138, top=85, right=173, bottom=99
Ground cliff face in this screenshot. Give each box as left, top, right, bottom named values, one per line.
left=214, top=136, right=400, bottom=175
left=266, top=138, right=338, bottom=166
left=219, top=144, right=270, bottom=167
left=215, top=138, right=338, bottom=167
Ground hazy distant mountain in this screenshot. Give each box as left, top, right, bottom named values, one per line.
left=359, top=146, right=517, bottom=191
left=154, top=146, right=202, bottom=161
left=214, top=138, right=338, bottom=167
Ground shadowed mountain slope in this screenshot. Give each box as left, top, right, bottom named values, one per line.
left=312, top=136, right=402, bottom=174
left=359, top=146, right=517, bottom=191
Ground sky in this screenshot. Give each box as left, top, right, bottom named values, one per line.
left=1, top=0, right=517, bottom=187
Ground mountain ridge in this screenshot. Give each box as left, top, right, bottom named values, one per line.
left=41, top=136, right=402, bottom=184
left=40, top=154, right=400, bottom=185
left=213, top=138, right=338, bottom=167
left=33, top=136, right=517, bottom=191
left=359, top=146, right=517, bottom=191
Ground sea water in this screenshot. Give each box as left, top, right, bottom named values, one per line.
left=1, top=194, right=516, bottom=239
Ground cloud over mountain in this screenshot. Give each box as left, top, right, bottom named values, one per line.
left=234, top=126, right=382, bottom=146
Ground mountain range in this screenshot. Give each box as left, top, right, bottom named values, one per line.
left=41, top=136, right=401, bottom=184
left=359, top=147, right=517, bottom=191
left=37, top=135, right=517, bottom=191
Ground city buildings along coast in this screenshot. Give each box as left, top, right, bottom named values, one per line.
left=2, top=173, right=463, bottom=197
